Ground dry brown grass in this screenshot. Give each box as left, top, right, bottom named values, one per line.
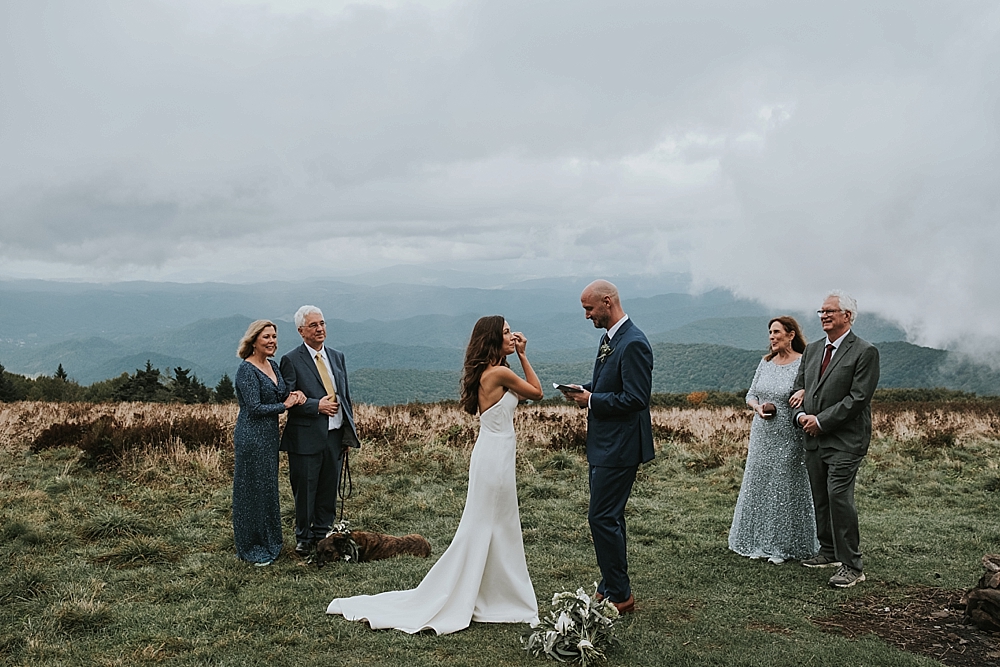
left=3, top=400, right=999, bottom=480
left=0, top=401, right=237, bottom=453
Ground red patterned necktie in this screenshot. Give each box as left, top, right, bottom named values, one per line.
left=819, top=343, right=835, bottom=378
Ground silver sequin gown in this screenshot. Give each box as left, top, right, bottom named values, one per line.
left=728, top=358, right=819, bottom=561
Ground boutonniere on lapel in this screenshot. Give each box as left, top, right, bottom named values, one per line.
left=597, top=341, right=615, bottom=363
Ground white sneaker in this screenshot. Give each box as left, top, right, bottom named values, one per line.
left=768, top=557, right=785, bottom=565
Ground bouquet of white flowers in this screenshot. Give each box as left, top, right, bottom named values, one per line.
left=522, top=586, right=620, bottom=665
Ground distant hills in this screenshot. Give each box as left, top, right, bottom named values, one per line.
left=348, top=341, right=1000, bottom=405
left=2, top=276, right=998, bottom=404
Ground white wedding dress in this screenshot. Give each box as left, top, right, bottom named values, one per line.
left=326, top=390, right=538, bottom=634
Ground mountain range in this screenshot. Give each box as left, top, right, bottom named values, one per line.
left=2, top=273, right=997, bottom=404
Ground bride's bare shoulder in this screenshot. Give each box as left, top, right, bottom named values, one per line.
left=480, top=364, right=511, bottom=382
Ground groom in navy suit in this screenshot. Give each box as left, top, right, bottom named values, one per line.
left=279, top=305, right=360, bottom=556
left=563, top=280, right=654, bottom=614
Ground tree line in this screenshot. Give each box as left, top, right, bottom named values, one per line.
left=0, top=361, right=235, bottom=404
left=1, top=358, right=990, bottom=406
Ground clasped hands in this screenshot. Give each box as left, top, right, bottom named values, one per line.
left=787, top=389, right=821, bottom=436
left=284, top=391, right=339, bottom=414
left=283, top=390, right=307, bottom=410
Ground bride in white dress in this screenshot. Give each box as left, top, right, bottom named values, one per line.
left=327, top=315, right=544, bottom=634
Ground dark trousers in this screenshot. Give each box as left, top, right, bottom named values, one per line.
left=805, top=447, right=864, bottom=572
left=589, top=464, right=638, bottom=603
left=287, top=428, right=344, bottom=543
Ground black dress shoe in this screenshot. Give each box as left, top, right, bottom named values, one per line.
left=295, top=541, right=312, bottom=557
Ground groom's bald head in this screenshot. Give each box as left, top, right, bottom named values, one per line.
left=582, top=280, right=620, bottom=304
left=581, top=280, right=625, bottom=330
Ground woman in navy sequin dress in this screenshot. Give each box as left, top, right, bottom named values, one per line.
left=233, top=320, right=305, bottom=565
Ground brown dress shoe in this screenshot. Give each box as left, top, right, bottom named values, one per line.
left=593, top=592, right=604, bottom=602
left=612, top=594, right=635, bottom=614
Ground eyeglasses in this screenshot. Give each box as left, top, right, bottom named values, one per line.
left=304, top=321, right=326, bottom=330
left=816, top=309, right=844, bottom=317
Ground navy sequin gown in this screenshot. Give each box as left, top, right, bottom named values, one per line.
left=233, top=359, right=287, bottom=564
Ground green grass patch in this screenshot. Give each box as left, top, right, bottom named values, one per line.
left=1, top=403, right=997, bottom=666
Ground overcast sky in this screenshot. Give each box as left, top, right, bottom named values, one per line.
left=1, top=1, right=998, bottom=355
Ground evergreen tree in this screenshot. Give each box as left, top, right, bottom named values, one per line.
left=214, top=373, right=236, bottom=402
left=83, top=373, right=131, bottom=403
left=170, top=367, right=211, bottom=404
left=26, top=375, right=83, bottom=402
left=55, top=364, right=68, bottom=380
left=114, top=361, right=169, bottom=402
left=0, top=363, right=20, bottom=402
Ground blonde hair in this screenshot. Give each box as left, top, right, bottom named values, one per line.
left=237, top=320, right=276, bottom=359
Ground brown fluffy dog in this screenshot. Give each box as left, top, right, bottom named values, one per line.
left=315, top=531, right=432, bottom=566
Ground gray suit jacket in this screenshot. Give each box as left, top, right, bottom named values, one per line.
left=279, top=343, right=360, bottom=455
left=792, top=331, right=880, bottom=456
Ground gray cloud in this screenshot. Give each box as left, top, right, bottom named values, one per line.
left=1, top=0, right=997, bottom=355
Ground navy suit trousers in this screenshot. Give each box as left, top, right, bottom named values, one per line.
left=287, top=427, right=344, bottom=543
left=589, top=464, right=638, bottom=603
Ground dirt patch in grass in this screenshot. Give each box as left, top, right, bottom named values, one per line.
left=813, top=586, right=1000, bottom=666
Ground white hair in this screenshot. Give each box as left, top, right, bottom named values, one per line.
left=294, top=305, right=324, bottom=328
left=826, top=290, right=858, bottom=324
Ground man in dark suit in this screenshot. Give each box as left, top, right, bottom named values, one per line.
left=279, top=305, right=360, bottom=556
left=563, top=280, right=654, bottom=614
left=791, top=291, right=879, bottom=588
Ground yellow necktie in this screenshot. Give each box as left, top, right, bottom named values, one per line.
left=314, top=353, right=337, bottom=400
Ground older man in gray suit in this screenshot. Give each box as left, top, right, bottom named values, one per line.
left=790, top=291, right=879, bottom=588
left=280, top=305, right=360, bottom=557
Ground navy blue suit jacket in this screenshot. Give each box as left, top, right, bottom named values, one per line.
left=279, top=343, right=360, bottom=455
left=583, top=319, right=655, bottom=468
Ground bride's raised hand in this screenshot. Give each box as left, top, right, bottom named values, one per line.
left=512, top=332, right=528, bottom=355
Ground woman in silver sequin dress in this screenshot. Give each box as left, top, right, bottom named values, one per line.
left=729, top=316, right=819, bottom=564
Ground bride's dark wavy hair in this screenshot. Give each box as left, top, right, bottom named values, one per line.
left=460, top=315, right=509, bottom=415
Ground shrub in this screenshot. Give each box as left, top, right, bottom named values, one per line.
left=30, top=413, right=230, bottom=467
left=686, top=391, right=708, bottom=405
left=652, top=423, right=695, bottom=443
left=650, top=391, right=747, bottom=408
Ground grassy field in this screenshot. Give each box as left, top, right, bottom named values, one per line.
left=1, top=400, right=998, bottom=666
